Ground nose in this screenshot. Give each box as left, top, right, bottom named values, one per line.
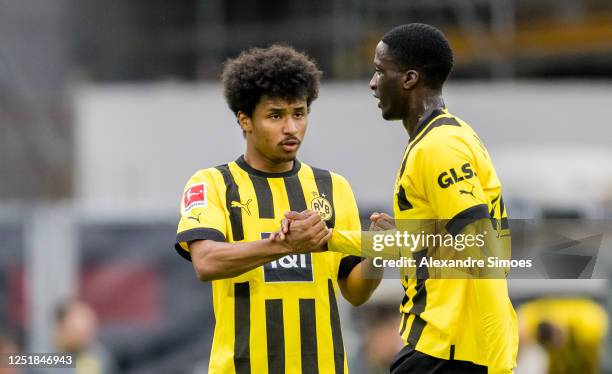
left=369, top=73, right=377, bottom=91
left=283, top=117, right=299, bottom=134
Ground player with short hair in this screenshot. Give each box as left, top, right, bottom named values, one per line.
left=280, top=24, right=518, bottom=373
left=174, top=45, right=381, bottom=374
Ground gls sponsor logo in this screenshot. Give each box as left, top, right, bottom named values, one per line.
left=261, top=232, right=313, bottom=282
left=437, top=163, right=476, bottom=188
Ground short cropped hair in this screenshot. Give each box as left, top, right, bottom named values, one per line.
left=382, top=23, right=453, bottom=89
left=222, top=45, right=322, bottom=117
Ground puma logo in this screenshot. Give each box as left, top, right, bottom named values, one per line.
left=187, top=212, right=202, bottom=223
left=231, top=198, right=252, bottom=216
left=459, top=186, right=475, bottom=197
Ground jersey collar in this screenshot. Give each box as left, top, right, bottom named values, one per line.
left=412, top=107, right=446, bottom=140
left=235, top=155, right=302, bottom=178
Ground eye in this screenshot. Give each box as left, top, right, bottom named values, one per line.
left=294, top=111, right=304, bottom=118
left=269, top=113, right=281, bottom=119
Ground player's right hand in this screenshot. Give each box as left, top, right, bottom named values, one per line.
left=270, top=210, right=330, bottom=252
left=369, top=212, right=395, bottom=231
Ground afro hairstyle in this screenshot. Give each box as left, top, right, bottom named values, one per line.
left=222, top=44, right=322, bottom=117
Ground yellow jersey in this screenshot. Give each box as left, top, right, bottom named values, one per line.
left=327, top=107, right=517, bottom=373
left=175, top=156, right=363, bottom=374
left=518, top=298, right=608, bottom=374
left=393, top=108, right=517, bottom=372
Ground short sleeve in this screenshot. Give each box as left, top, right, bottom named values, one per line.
left=174, top=169, right=227, bottom=261
left=417, top=135, right=489, bottom=234
left=332, top=174, right=364, bottom=278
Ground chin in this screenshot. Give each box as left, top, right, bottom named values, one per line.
left=381, top=110, right=395, bottom=120
left=274, top=154, right=297, bottom=163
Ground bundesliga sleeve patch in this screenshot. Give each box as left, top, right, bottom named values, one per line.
left=183, top=183, right=207, bottom=212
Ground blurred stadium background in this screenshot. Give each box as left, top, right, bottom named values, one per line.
left=2, top=0, right=612, bottom=373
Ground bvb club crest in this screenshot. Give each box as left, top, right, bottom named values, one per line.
left=310, top=192, right=333, bottom=221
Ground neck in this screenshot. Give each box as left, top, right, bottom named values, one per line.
left=402, top=91, right=444, bottom=138
left=244, top=146, right=294, bottom=173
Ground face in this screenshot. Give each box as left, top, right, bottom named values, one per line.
left=369, top=41, right=410, bottom=120
left=57, top=303, right=98, bottom=351
left=240, top=96, right=308, bottom=164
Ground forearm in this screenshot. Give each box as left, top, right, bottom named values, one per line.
left=329, top=229, right=407, bottom=259
left=339, top=259, right=383, bottom=306
left=190, top=239, right=291, bottom=281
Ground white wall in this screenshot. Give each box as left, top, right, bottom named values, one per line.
left=73, top=82, right=612, bottom=215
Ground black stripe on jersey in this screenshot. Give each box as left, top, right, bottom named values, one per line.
left=410, top=116, right=461, bottom=151
left=396, top=111, right=458, bottom=213
left=311, top=167, right=336, bottom=228
left=491, top=194, right=501, bottom=206
left=397, top=185, right=414, bottom=211
left=236, top=155, right=301, bottom=178
left=490, top=194, right=501, bottom=230
left=397, top=145, right=410, bottom=185
left=338, top=255, right=364, bottom=279
left=399, top=313, right=409, bottom=337
left=400, top=275, right=410, bottom=310
left=409, top=249, right=429, bottom=315
left=266, top=299, right=285, bottom=374
left=216, top=165, right=245, bottom=241
left=234, top=282, right=251, bottom=374
left=449, top=344, right=455, bottom=360
left=174, top=228, right=225, bottom=262
left=404, top=116, right=461, bottom=164
left=176, top=227, right=225, bottom=244
left=445, top=204, right=489, bottom=236
left=328, top=279, right=345, bottom=374
left=396, top=108, right=444, bottom=184
left=406, top=249, right=429, bottom=348
left=501, top=218, right=509, bottom=230
left=248, top=174, right=275, bottom=219
left=407, top=315, right=427, bottom=348
left=412, top=108, right=446, bottom=139
left=299, top=299, right=319, bottom=374
left=284, top=175, right=308, bottom=212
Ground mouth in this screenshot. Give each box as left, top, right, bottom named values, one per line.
left=373, top=94, right=381, bottom=108
left=279, top=138, right=301, bottom=152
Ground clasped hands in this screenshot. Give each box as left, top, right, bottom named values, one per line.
left=268, top=210, right=396, bottom=253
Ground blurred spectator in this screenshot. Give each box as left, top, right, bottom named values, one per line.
left=54, top=300, right=117, bottom=374
left=517, top=298, right=608, bottom=374
left=0, top=328, right=21, bottom=374
left=350, top=303, right=404, bottom=374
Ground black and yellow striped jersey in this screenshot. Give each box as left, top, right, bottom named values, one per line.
left=392, top=108, right=517, bottom=372
left=174, top=156, right=363, bottom=374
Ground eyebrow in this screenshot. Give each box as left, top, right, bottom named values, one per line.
left=266, top=106, right=306, bottom=112
left=266, top=107, right=286, bottom=112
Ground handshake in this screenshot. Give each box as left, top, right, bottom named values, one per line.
left=268, top=210, right=396, bottom=253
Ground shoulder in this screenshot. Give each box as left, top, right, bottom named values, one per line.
left=301, top=162, right=355, bottom=195
left=302, top=163, right=351, bottom=185
left=322, top=169, right=354, bottom=191
left=415, top=113, right=478, bottom=156
left=184, top=167, right=227, bottom=188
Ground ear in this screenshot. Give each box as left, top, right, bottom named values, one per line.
left=237, top=111, right=252, bottom=133
left=402, top=70, right=419, bottom=90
